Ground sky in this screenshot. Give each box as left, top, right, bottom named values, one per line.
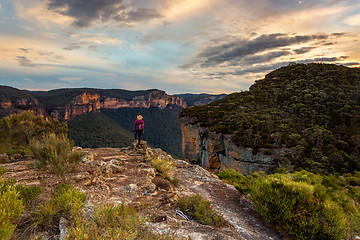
left=0, top=0, right=359, bottom=94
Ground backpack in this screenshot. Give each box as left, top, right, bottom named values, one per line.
left=136, top=122, right=143, bottom=131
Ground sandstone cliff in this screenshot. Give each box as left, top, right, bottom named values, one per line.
left=180, top=117, right=282, bottom=175
left=0, top=98, right=45, bottom=118
left=50, top=92, right=102, bottom=120
left=1, top=143, right=282, bottom=240
left=101, top=90, right=186, bottom=110
left=0, top=87, right=186, bottom=121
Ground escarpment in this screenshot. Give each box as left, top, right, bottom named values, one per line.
left=180, top=118, right=278, bottom=175
left=50, top=92, right=102, bottom=120
left=50, top=90, right=186, bottom=121
left=101, top=90, right=187, bottom=110
left=0, top=87, right=186, bottom=121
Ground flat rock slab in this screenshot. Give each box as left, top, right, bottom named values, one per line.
left=1, top=145, right=282, bottom=240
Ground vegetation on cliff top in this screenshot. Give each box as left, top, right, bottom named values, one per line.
left=0, top=111, right=68, bottom=157
left=218, top=169, right=360, bottom=240
left=181, top=63, right=360, bottom=174
left=0, top=85, right=34, bottom=102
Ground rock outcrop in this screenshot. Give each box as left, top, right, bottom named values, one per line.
left=180, top=118, right=280, bottom=175
left=51, top=92, right=102, bottom=120
left=101, top=90, right=186, bottom=110
left=0, top=98, right=45, bottom=118
left=1, top=144, right=282, bottom=240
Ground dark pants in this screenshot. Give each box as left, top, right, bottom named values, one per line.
left=134, top=130, right=142, bottom=144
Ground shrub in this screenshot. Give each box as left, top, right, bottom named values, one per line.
left=30, top=133, right=84, bottom=182
left=217, top=169, right=250, bottom=193
left=150, top=155, right=179, bottom=186
left=67, top=203, right=177, bottom=240
left=151, top=155, right=174, bottom=177
left=250, top=175, right=348, bottom=240
left=179, top=194, right=223, bottom=227
left=34, top=183, right=86, bottom=231
left=0, top=111, right=68, bottom=156
left=0, top=167, right=5, bottom=176
left=0, top=178, right=24, bottom=240
left=15, top=185, right=42, bottom=206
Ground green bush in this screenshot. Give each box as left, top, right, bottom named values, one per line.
left=151, top=155, right=174, bottom=176
left=34, top=183, right=86, bottom=231
left=0, top=167, right=5, bottom=176
left=30, top=133, right=84, bottom=182
left=250, top=175, right=348, bottom=240
left=150, top=155, right=179, bottom=185
left=0, top=111, right=68, bottom=156
left=15, top=185, right=42, bottom=206
left=0, top=178, right=24, bottom=240
left=67, top=203, right=177, bottom=240
left=217, top=169, right=250, bottom=193
left=179, top=194, right=223, bottom=227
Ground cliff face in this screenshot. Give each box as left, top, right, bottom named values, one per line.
left=0, top=89, right=186, bottom=121
left=0, top=98, right=45, bottom=118
left=50, top=92, right=101, bottom=120
left=180, top=118, right=280, bottom=175
left=101, top=90, right=186, bottom=109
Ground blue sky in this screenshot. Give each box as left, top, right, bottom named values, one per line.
left=0, top=0, right=359, bottom=94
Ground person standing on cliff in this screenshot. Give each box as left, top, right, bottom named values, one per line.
left=134, top=115, right=144, bottom=146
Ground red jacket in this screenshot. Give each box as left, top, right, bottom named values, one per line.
left=134, top=119, right=144, bottom=132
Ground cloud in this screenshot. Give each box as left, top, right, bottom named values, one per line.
left=342, top=62, right=360, bottom=66
left=195, top=53, right=354, bottom=81
left=58, top=76, right=83, bottom=83
left=193, top=33, right=328, bottom=68
left=343, top=13, right=360, bottom=26
left=63, top=43, right=81, bottom=50
left=312, top=56, right=346, bottom=62
left=37, top=51, right=53, bottom=56
left=19, top=48, right=29, bottom=53
left=89, top=45, right=98, bottom=51
left=47, top=0, right=162, bottom=27
left=214, top=56, right=353, bottom=77
left=331, top=32, right=347, bottom=37
left=240, top=50, right=293, bottom=65
left=322, top=42, right=336, bottom=46
left=293, top=47, right=315, bottom=54
left=117, top=8, right=162, bottom=22
left=15, top=56, right=35, bottom=67
left=156, top=0, right=213, bottom=22
left=103, top=73, right=117, bottom=77
left=72, top=33, right=123, bottom=45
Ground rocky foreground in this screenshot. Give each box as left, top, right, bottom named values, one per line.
left=1, top=143, right=282, bottom=240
